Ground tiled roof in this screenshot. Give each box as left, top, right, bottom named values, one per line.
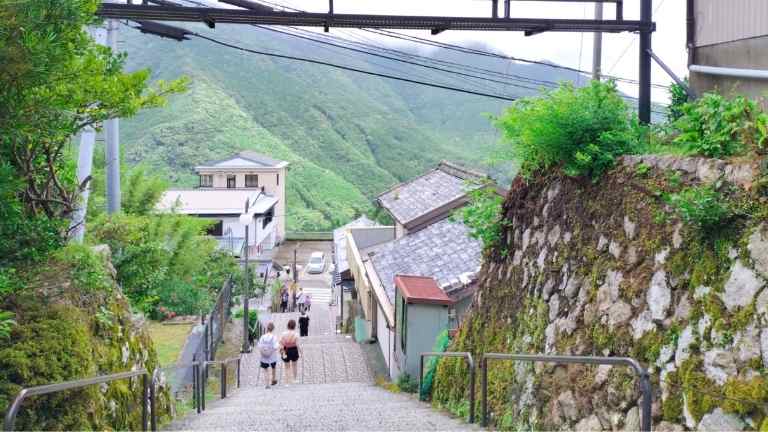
left=395, top=275, right=454, bottom=305
left=377, top=161, right=486, bottom=226
left=333, top=216, right=379, bottom=275
left=197, top=151, right=288, bottom=169
left=368, top=218, right=482, bottom=304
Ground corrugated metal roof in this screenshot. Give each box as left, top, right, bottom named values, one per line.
left=395, top=275, right=454, bottom=305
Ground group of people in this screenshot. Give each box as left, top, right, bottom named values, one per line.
left=279, top=286, right=312, bottom=314
left=256, top=320, right=301, bottom=388
left=256, top=287, right=313, bottom=388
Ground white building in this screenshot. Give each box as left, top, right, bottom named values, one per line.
left=157, top=151, right=288, bottom=258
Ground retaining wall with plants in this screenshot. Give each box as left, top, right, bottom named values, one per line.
left=433, top=154, right=768, bottom=431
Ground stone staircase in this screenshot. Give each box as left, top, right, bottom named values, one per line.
left=169, top=382, right=473, bottom=431
left=167, top=306, right=475, bottom=431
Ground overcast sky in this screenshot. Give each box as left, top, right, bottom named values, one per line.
left=273, top=0, right=687, bottom=103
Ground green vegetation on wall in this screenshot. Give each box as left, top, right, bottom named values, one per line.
left=494, top=80, right=640, bottom=179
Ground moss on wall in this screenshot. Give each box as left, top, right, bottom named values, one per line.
left=0, top=245, right=171, bottom=430
left=432, top=156, right=768, bottom=430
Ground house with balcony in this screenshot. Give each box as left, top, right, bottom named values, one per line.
left=157, top=151, right=288, bottom=259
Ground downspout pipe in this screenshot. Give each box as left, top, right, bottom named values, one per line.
left=689, top=64, right=768, bottom=80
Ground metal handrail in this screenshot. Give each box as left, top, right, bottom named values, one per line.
left=418, top=352, right=475, bottom=424
left=202, top=356, right=242, bottom=403
left=481, top=353, right=652, bottom=431
left=3, top=369, right=151, bottom=432
left=150, top=360, right=203, bottom=430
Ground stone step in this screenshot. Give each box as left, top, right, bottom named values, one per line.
left=169, top=382, right=476, bottom=431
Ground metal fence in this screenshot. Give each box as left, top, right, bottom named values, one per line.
left=480, top=353, right=652, bottom=431
left=416, top=351, right=652, bottom=431
left=418, top=352, right=476, bottom=424
left=202, top=278, right=234, bottom=362
left=4, top=370, right=151, bottom=431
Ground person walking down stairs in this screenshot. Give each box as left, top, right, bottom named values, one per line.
left=298, top=311, right=310, bottom=337
left=279, top=319, right=300, bottom=385
left=257, top=322, right=280, bottom=389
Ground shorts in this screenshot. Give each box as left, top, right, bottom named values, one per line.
left=283, top=346, right=299, bottom=362
left=260, top=362, right=276, bottom=369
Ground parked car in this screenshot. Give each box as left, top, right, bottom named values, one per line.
left=306, top=252, right=326, bottom=274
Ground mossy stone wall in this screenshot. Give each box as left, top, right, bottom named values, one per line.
left=432, top=156, right=768, bottom=431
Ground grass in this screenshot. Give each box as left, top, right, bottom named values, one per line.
left=147, top=321, right=193, bottom=366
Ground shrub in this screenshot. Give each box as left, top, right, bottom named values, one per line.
left=494, top=80, right=637, bottom=179
left=419, top=330, right=450, bottom=400
left=673, top=92, right=768, bottom=158
left=396, top=373, right=419, bottom=393
left=233, top=309, right=260, bottom=343
left=455, top=183, right=504, bottom=250
left=667, top=79, right=689, bottom=122
left=668, top=184, right=731, bottom=231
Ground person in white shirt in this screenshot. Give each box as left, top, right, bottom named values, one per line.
left=296, top=288, right=307, bottom=313
left=256, top=322, right=279, bottom=388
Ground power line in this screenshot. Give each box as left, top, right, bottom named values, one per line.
left=189, top=33, right=518, bottom=102
left=248, top=0, right=668, bottom=90
left=255, top=26, right=543, bottom=93
left=608, top=0, right=669, bottom=75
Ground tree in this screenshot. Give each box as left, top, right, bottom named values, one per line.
left=0, top=0, right=187, bottom=268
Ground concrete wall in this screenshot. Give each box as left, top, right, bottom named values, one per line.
left=690, top=1, right=768, bottom=101
left=350, top=226, right=395, bottom=250
left=376, top=302, right=398, bottom=379
left=397, top=300, right=450, bottom=379
left=198, top=167, right=287, bottom=242
left=693, top=0, right=768, bottom=47
left=691, top=36, right=768, bottom=103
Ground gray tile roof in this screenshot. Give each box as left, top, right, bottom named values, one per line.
left=368, top=219, right=482, bottom=304
left=377, top=161, right=486, bottom=226
left=198, top=151, right=287, bottom=169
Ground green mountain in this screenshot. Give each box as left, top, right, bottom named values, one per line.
left=120, top=24, right=580, bottom=230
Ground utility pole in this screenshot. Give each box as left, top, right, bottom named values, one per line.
left=638, top=0, right=653, bottom=124
left=70, top=24, right=107, bottom=242
left=105, top=18, right=122, bottom=214
left=592, top=2, right=603, bottom=81
left=242, top=199, right=251, bottom=354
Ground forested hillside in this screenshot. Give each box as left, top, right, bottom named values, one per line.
left=120, top=23, right=581, bottom=230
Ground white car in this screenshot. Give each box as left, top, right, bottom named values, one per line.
left=306, top=252, right=326, bottom=274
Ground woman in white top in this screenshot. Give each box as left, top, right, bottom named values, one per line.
left=256, top=322, right=279, bottom=388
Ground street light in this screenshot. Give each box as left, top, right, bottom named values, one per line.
left=239, top=200, right=251, bottom=353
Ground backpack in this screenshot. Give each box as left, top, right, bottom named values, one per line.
left=258, top=334, right=276, bottom=358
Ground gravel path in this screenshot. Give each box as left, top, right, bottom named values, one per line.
left=167, top=305, right=475, bottom=431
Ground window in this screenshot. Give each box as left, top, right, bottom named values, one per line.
left=262, top=207, right=274, bottom=229
left=226, top=175, right=236, bottom=189
left=199, top=175, right=213, bottom=188
left=206, top=220, right=223, bottom=237
left=276, top=173, right=279, bottom=186
left=245, top=174, right=258, bottom=188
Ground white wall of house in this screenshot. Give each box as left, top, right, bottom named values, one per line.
left=198, top=167, right=287, bottom=242
left=205, top=210, right=277, bottom=253
left=376, top=303, right=398, bottom=379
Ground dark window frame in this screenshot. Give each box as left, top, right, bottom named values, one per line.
left=245, top=174, right=258, bottom=188
left=206, top=220, right=224, bottom=236
left=226, top=175, right=236, bottom=189
left=199, top=174, right=213, bottom=188
left=262, top=207, right=274, bottom=229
